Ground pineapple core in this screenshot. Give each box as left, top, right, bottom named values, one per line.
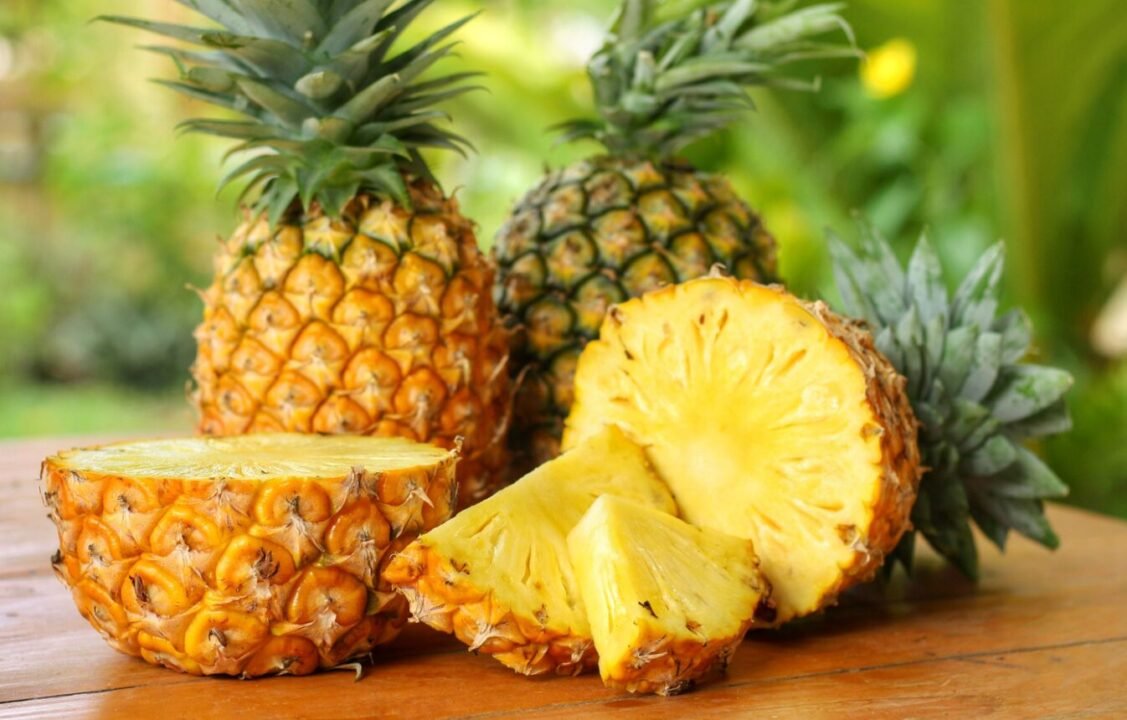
left=385, top=425, right=677, bottom=676
left=565, top=278, right=919, bottom=623
left=568, top=495, right=770, bottom=695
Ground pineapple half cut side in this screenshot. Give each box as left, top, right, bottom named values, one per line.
left=384, top=425, right=677, bottom=676
left=568, top=495, right=771, bottom=696
left=564, top=278, right=922, bottom=623
left=41, top=434, right=459, bottom=676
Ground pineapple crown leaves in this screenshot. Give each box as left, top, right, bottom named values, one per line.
left=828, top=220, right=1073, bottom=580
left=556, top=0, right=857, bottom=158
left=101, top=0, right=482, bottom=223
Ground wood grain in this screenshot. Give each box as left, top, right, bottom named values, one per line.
left=1, top=437, right=1125, bottom=719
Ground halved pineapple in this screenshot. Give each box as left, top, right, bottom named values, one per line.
left=568, top=495, right=771, bottom=695
left=383, top=426, right=677, bottom=676
left=41, top=434, right=459, bottom=676
left=564, top=277, right=921, bottom=623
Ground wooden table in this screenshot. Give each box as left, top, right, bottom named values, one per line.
left=2, top=437, right=1125, bottom=719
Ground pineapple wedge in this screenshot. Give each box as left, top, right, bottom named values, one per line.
left=41, top=434, right=459, bottom=676
left=568, top=495, right=771, bottom=695
left=565, top=277, right=922, bottom=623
left=384, top=426, right=677, bottom=675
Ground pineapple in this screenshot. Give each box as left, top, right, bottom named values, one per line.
left=494, top=0, right=855, bottom=468
left=829, top=224, right=1073, bottom=577
left=40, top=434, right=459, bottom=676
left=564, top=277, right=922, bottom=623
left=383, top=425, right=677, bottom=676
left=568, top=495, right=772, bottom=696
left=104, top=0, right=511, bottom=508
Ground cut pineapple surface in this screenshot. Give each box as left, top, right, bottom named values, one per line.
left=42, top=434, right=460, bottom=676
left=384, top=425, right=677, bottom=675
left=51, top=434, right=455, bottom=478
left=564, top=278, right=920, bottom=622
left=568, top=495, right=770, bottom=695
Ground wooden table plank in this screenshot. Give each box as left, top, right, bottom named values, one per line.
left=1, top=437, right=1125, bottom=719
left=510, top=642, right=1127, bottom=720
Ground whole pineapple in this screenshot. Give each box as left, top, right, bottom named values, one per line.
left=494, top=0, right=855, bottom=467
left=829, top=224, right=1073, bottom=578
left=106, top=0, right=511, bottom=507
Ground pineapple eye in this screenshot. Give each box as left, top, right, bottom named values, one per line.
left=583, top=171, right=632, bottom=215
left=208, top=628, right=228, bottom=649
left=254, top=480, right=332, bottom=525
left=325, top=500, right=391, bottom=562
left=184, top=610, right=269, bottom=666
left=253, top=549, right=279, bottom=580
left=286, top=567, right=367, bottom=630
left=243, top=636, right=319, bottom=678
left=216, top=535, right=296, bottom=593
left=131, top=576, right=149, bottom=605
left=620, top=254, right=676, bottom=297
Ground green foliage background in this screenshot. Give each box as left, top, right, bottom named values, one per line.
left=0, top=0, right=1124, bottom=517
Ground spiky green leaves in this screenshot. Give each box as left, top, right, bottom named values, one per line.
left=558, top=0, right=855, bottom=158
left=829, top=222, right=1072, bottom=579
left=102, top=0, right=479, bottom=222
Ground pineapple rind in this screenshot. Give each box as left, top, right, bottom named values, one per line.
left=41, top=434, right=459, bottom=677
left=384, top=426, right=678, bottom=676
left=565, top=278, right=921, bottom=623
left=568, top=496, right=769, bottom=695
left=193, top=182, right=511, bottom=509
left=495, top=157, right=777, bottom=471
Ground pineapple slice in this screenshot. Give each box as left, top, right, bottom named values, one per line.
left=384, top=426, right=677, bottom=676
left=568, top=495, right=771, bottom=695
left=41, top=434, right=459, bottom=676
left=564, top=278, right=921, bottom=623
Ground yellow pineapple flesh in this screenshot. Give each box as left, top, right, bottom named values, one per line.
left=41, top=434, right=459, bottom=676
left=564, top=277, right=922, bottom=623
left=384, top=426, right=677, bottom=676
left=193, top=182, right=511, bottom=508
left=568, top=495, right=771, bottom=695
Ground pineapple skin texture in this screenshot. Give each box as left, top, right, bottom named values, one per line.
left=494, top=157, right=777, bottom=470
left=385, top=543, right=599, bottom=677
left=808, top=297, right=922, bottom=592
left=565, top=278, right=922, bottom=620
left=192, top=181, right=511, bottom=508
left=40, top=436, right=459, bottom=677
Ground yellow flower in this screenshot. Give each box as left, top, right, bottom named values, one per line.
left=861, top=38, right=917, bottom=99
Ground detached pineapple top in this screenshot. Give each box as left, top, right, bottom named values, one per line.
left=558, top=0, right=855, bottom=158
left=830, top=224, right=1073, bottom=578
left=104, top=0, right=479, bottom=222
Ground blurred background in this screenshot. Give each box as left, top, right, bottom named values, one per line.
left=0, top=1, right=1124, bottom=516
